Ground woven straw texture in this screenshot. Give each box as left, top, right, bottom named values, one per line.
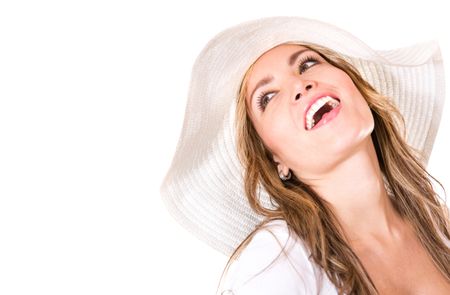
left=160, top=16, right=446, bottom=256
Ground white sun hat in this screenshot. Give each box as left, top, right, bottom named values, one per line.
left=159, top=16, right=446, bottom=256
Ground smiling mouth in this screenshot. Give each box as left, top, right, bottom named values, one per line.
left=305, top=96, right=341, bottom=130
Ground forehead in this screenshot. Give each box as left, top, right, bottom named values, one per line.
left=252, top=43, right=308, bottom=68
left=245, top=44, right=310, bottom=102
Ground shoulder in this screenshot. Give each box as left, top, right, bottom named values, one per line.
left=218, top=219, right=322, bottom=295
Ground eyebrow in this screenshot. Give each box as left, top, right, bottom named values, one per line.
left=249, top=48, right=311, bottom=107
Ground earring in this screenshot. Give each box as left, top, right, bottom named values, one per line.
left=279, top=169, right=292, bottom=181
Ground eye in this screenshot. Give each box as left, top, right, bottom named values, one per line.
left=298, top=55, right=319, bottom=74
left=256, top=91, right=275, bottom=112
left=255, top=55, right=319, bottom=112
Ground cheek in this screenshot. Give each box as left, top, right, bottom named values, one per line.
left=256, top=117, right=291, bottom=155
left=334, top=71, right=366, bottom=107
left=337, top=72, right=374, bottom=130
left=335, top=70, right=357, bottom=92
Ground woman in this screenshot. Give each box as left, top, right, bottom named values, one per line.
left=160, top=17, right=450, bottom=294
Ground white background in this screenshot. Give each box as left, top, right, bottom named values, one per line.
left=0, top=0, right=449, bottom=294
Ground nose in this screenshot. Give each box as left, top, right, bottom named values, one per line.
left=294, top=81, right=314, bottom=101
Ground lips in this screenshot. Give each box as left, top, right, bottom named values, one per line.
left=304, top=93, right=340, bottom=129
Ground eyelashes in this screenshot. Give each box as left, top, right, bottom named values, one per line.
left=298, top=55, right=319, bottom=74
left=256, top=55, right=319, bottom=112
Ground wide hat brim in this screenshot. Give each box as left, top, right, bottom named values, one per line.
left=160, top=16, right=446, bottom=256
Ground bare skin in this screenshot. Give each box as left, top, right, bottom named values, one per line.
left=353, top=221, right=450, bottom=294
left=245, top=43, right=450, bottom=293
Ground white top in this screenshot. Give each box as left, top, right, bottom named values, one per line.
left=218, top=218, right=450, bottom=295
left=218, top=219, right=339, bottom=295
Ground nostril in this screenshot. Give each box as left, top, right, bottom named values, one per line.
left=295, top=93, right=301, bottom=100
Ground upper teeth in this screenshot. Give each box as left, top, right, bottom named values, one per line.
left=306, top=95, right=340, bottom=130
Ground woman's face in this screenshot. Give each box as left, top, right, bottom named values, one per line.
left=245, top=44, right=374, bottom=180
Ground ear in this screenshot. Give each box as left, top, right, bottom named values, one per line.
left=273, top=154, right=289, bottom=175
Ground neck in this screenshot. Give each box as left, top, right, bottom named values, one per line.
left=303, top=137, right=407, bottom=246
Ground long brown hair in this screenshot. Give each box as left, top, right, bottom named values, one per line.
left=217, top=42, right=450, bottom=294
